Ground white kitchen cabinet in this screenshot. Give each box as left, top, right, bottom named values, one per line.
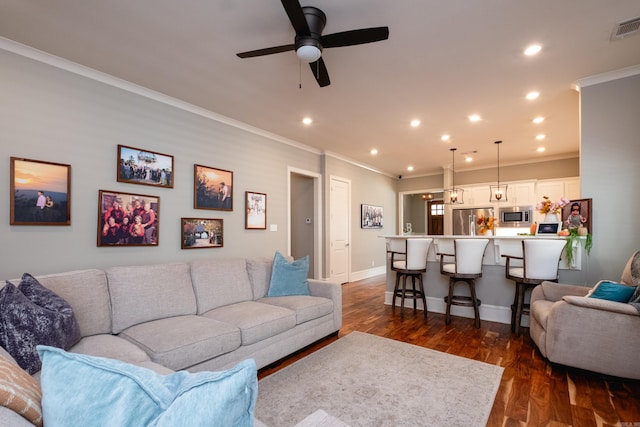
left=506, top=182, right=535, bottom=207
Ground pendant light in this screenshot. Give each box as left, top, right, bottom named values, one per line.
left=490, top=140, right=508, bottom=202
left=444, top=148, right=464, bottom=204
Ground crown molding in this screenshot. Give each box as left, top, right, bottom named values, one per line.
left=576, top=64, right=640, bottom=88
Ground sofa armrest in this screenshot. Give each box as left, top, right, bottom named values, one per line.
left=531, top=281, right=590, bottom=304
left=562, top=295, right=640, bottom=316
left=308, top=279, right=342, bottom=330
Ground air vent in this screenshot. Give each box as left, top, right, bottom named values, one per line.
left=611, top=16, right=640, bottom=41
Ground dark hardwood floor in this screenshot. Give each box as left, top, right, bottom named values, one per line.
left=259, top=275, right=640, bottom=427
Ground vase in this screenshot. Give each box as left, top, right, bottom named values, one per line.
left=485, top=229, right=493, bottom=236
left=544, top=213, right=560, bottom=223
left=577, top=226, right=588, bottom=236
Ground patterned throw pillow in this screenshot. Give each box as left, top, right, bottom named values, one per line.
left=0, top=353, right=43, bottom=426
left=0, top=274, right=81, bottom=374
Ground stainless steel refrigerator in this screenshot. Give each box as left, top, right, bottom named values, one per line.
left=452, top=207, right=494, bottom=235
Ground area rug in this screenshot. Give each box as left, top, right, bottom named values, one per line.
left=255, top=332, right=503, bottom=427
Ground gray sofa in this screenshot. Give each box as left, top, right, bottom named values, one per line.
left=0, top=256, right=342, bottom=426
left=529, top=251, right=640, bottom=380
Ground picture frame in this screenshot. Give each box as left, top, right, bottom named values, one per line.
left=361, top=204, right=383, bottom=229
left=194, top=164, right=233, bottom=211
left=561, top=198, right=592, bottom=234
left=245, top=191, right=267, bottom=230
left=536, top=222, right=562, bottom=235
left=117, top=144, right=174, bottom=188
left=97, top=190, right=159, bottom=247
left=10, top=157, right=71, bottom=226
left=181, top=218, right=223, bottom=249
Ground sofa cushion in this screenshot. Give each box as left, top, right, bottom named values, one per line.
left=32, top=269, right=111, bottom=337
left=0, top=274, right=81, bottom=374
left=107, top=263, right=196, bottom=333
left=37, top=345, right=257, bottom=427
left=267, top=252, right=310, bottom=297
left=69, top=334, right=153, bottom=365
left=190, top=258, right=254, bottom=313
left=246, top=257, right=274, bottom=299
left=587, top=280, right=636, bottom=302
left=0, top=353, right=42, bottom=427
left=119, top=315, right=241, bottom=371
left=202, top=301, right=296, bottom=346
left=259, top=296, right=334, bottom=324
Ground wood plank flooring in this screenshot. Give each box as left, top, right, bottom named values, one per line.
left=259, top=275, right=640, bottom=427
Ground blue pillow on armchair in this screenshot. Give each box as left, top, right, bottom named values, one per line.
left=267, top=251, right=310, bottom=296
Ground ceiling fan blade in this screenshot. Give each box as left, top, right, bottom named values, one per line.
left=321, top=27, right=389, bottom=48
left=281, top=0, right=310, bottom=36
left=309, top=57, right=330, bottom=87
left=236, top=44, right=295, bottom=58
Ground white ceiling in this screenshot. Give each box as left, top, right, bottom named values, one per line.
left=1, top=1, right=639, bottom=177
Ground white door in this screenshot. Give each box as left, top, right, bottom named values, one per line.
left=330, top=176, right=350, bottom=283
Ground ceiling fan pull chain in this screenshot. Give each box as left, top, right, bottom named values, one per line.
left=299, top=60, right=302, bottom=89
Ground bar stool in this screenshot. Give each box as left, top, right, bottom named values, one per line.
left=389, top=238, right=433, bottom=317
left=502, top=239, right=566, bottom=336
left=437, top=239, right=490, bottom=328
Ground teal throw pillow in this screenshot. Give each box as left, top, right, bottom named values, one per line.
left=267, top=251, right=310, bottom=296
left=37, top=346, right=257, bottom=427
left=588, top=280, right=637, bottom=303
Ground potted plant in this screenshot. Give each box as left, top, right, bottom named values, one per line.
left=563, top=227, right=593, bottom=266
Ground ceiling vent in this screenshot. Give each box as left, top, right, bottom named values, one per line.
left=611, top=16, right=640, bottom=41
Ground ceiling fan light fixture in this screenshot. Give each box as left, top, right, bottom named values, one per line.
left=296, top=44, right=322, bottom=63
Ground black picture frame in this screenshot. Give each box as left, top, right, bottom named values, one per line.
left=10, top=157, right=71, bottom=226
left=361, top=204, right=383, bottom=229
left=97, top=190, right=159, bottom=246
left=117, top=144, right=174, bottom=188
left=181, top=218, right=223, bottom=249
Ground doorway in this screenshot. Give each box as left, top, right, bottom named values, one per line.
left=427, top=200, right=445, bottom=235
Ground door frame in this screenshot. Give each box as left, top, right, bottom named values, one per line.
left=397, top=188, right=442, bottom=234
left=288, top=167, right=323, bottom=279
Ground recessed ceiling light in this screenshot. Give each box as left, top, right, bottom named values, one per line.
left=407, top=166, right=414, bottom=172
left=441, top=134, right=450, bottom=142
left=536, top=134, right=546, bottom=140
left=468, top=114, right=481, bottom=122
left=410, top=119, right=421, bottom=128
left=302, top=117, right=312, bottom=125
left=465, top=156, right=473, bottom=162
left=532, top=116, right=545, bottom=124
left=370, top=149, right=378, bottom=155
left=526, top=91, right=540, bottom=100
left=524, top=44, right=542, bottom=56
left=537, top=147, right=545, bottom=153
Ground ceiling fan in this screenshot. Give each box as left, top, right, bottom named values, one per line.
left=236, top=0, right=389, bottom=87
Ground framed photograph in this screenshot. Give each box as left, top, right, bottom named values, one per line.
left=117, top=144, right=174, bottom=188
left=194, top=164, right=233, bottom=211
left=561, top=198, right=592, bottom=234
left=361, top=204, right=383, bottom=229
left=97, top=190, right=159, bottom=247
left=536, top=222, right=562, bottom=235
left=181, top=218, right=224, bottom=249
left=245, top=191, right=267, bottom=230
left=10, top=157, right=71, bottom=226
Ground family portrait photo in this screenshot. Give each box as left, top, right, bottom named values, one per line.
left=194, top=164, right=233, bottom=211
left=97, top=190, right=159, bottom=247
left=10, top=157, right=71, bottom=226
left=117, top=144, right=174, bottom=188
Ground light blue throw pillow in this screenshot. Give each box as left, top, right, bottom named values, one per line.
left=588, top=280, right=637, bottom=303
left=267, top=251, right=310, bottom=296
left=36, top=345, right=257, bottom=427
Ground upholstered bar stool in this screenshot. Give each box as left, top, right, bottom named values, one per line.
left=437, top=239, right=490, bottom=328
left=502, top=239, right=566, bottom=336
left=390, top=238, right=433, bottom=317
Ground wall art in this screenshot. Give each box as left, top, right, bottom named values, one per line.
left=181, top=218, right=224, bottom=249
left=561, top=198, right=592, bottom=234
left=361, top=204, right=383, bottom=229
left=98, top=190, right=159, bottom=246
left=117, top=144, right=174, bottom=188
left=245, top=191, right=267, bottom=230
left=10, top=157, right=71, bottom=225
left=194, top=164, right=233, bottom=211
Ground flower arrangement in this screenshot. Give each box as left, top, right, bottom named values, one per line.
left=536, top=195, right=569, bottom=215
left=476, top=215, right=497, bottom=233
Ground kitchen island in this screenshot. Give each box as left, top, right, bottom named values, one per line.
left=382, top=234, right=590, bottom=326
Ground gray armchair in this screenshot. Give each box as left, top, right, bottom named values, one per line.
left=529, top=251, right=640, bottom=379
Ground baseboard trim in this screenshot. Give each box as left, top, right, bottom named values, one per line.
left=350, top=266, right=386, bottom=282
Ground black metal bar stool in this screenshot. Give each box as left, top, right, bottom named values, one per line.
left=390, top=238, right=433, bottom=317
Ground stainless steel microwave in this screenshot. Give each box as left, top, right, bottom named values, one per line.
left=499, top=206, right=533, bottom=227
